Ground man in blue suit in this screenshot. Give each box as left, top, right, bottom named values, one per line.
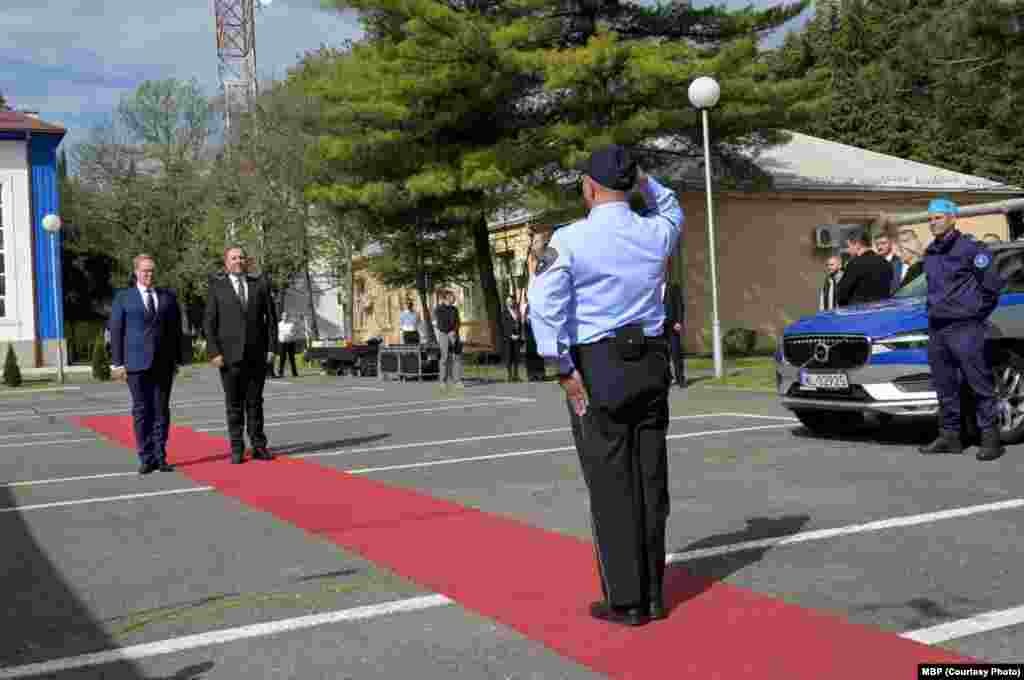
left=110, top=254, right=185, bottom=475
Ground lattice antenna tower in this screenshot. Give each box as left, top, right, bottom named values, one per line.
left=213, top=0, right=261, bottom=143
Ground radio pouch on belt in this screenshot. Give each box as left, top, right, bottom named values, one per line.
left=613, top=324, right=646, bottom=361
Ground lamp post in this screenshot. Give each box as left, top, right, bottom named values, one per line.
left=41, top=213, right=64, bottom=385
left=688, top=76, right=724, bottom=380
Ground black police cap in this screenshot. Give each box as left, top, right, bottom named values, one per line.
left=575, top=144, right=638, bottom=192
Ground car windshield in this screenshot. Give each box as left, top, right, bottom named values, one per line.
left=893, top=273, right=928, bottom=298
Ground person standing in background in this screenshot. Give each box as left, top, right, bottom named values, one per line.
left=819, top=255, right=844, bottom=310
left=276, top=311, right=300, bottom=378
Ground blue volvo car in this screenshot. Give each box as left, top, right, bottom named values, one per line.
left=776, top=242, right=1024, bottom=441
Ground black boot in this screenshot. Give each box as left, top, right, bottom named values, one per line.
left=919, top=430, right=963, bottom=454
left=976, top=430, right=1006, bottom=461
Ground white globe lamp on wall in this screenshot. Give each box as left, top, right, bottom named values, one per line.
left=687, top=76, right=724, bottom=380
left=41, top=213, right=65, bottom=384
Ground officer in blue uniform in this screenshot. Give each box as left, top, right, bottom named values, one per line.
left=528, top=145, right=683, bottom=627
left=919, top=198, right=1006, bottom=461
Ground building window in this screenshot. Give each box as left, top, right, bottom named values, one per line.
left=0, top=182, right=6, bottom=318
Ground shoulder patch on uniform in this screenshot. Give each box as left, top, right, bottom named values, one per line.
left=975, top=253, right=991, bottom=269
left=534, top=247, right=560, bottom=275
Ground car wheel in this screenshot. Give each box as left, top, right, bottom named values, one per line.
left=994, top=351, right=1024, bottom=444
left=793, top=409, right=864, bottom=436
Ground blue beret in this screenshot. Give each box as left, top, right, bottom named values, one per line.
left=928, top=199, right=958, bottom=215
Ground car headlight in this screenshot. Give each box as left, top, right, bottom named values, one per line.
left=871, top=331, right=929, bottom=354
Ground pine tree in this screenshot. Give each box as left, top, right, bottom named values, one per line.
left=307, top=0, right=821, bottom=345
left=3, top=344, right=22, bottom=388
left=91, top=333, right=111, bottom=381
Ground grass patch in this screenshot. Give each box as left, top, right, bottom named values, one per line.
left=109, top=571, right=417, bottom=638
left=701, top=356, right=777, bottom=392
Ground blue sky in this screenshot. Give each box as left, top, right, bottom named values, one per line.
left=0, top=0, right=813, bottom=157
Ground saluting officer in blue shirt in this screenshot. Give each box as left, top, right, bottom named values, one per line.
left=527, top=145, right=683, bottom=627
left=919, top=198, right=1006, bottom=461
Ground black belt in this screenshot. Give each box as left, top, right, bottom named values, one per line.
left=581, top=334, right=667, bottom=347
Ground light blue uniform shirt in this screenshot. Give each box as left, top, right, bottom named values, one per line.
left=527, top=176, right=683, bottom=375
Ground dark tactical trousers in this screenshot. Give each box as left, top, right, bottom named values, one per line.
left=929, top=320, right=998, bottom=434
left=568, top=335, right=671, bottom=608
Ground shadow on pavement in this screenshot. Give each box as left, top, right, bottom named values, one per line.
left=273, top=434, right=391, bottom=457
left=0, top=486, right=158, bottom=678
left=789, top=422, right=939, bottom=446
left=663, top=514, right=812, bottom=616
left=849, top=595, right=977, bottom=630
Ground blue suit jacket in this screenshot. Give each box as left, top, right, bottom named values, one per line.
left=109, top=287, right=184, bottom=372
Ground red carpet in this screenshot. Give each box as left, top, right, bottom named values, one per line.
left=73, top=415, right=969, bottom=678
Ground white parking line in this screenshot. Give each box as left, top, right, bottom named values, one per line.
left=666, top=498, right=1024, bottom=564
left=0, top=437, right=98, bottom=449
left=0, top=595, right=453, bottom=679
left=902, top=603, right=1024, bottom=644
left=1, top=413, right=768, bottom=488
left=0, top=386, right=81, bottom=396
left=194, top=400, right=533, bottom=432
left=0, top=388, right=394, bottom=419
left=0, top=423, right=793, bottom=508
left=176, top=396, right=530, bottom=427
left=0, top=487, right=213, bottom=513
left=0, top=430, right=90, bottom=441
left=344, top=424, right=795, bottom=474
left=3, top=504, right=1023, bottom=678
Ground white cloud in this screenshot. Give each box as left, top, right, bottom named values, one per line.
left=0, top=0, right=360, bottom=147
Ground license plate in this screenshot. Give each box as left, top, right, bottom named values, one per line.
left=800, top=371, right=849, bottom=390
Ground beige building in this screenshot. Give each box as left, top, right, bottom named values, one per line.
left=351, top=132, right=1022, bottom=352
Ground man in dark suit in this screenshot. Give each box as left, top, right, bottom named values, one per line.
left=502, top=294, right=522, bottom=382
left=875, top=234, right=905, bottom=294
left=204, top=246, right=279, bottom=464
left=662, top=278, right=686, bottom=388
left=836, top=231, right=894, bottom=306
left=110, top=254, right=185, bottom=475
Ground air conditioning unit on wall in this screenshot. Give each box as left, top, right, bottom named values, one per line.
left=814, top=225, right=837, bottom=249
left=814, top=224, right=868, bottom=250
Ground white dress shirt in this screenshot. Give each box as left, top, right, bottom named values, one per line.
left=231, top=274, right=247, bottom=301
left=137, top=284, right=158, bottom=312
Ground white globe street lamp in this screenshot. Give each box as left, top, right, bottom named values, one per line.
left=41, top=213, right=64, bottom=384
left=688, top=76, right=724, bottom=380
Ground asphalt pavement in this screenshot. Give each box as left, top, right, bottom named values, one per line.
left=0, top=368, right=1022, bottom=678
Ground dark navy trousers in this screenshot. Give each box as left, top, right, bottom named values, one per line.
left=567, top=338, right=671, bottom=608
left=929, top=320, right=998, bottom=433
left=126, top=367, right=175, bottom=464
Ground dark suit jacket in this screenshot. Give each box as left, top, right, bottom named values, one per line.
left=663, top=282, right=684, bottom=332
left=203, top=273, right=279, bottom=365
left=109, top=287, right=184, bottom=372
left=502, top=307, right=521, bottom=339
left=836, top=250, right=894, bottom=306
left=903, top=260, right=924, bottom=285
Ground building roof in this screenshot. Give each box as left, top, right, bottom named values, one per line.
left=487, top=131, right=1022, bottom=230
left=737, top=131, right=1020, bottom=194
left=0, top=110, right=66, bottom=134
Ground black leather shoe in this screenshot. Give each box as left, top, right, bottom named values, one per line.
left=157, top=462, right=176, bottom=472
left=649, top=599, right=667, bottom=621
left=919, top=431, right=963, bottom=454
left=976, top=430, right=1006, bottom=461
left=231, top=451, right=245, bottom=464
left=589, top=601, right=649, bottom=627
left=253, top=447, right=274, bottom=461
left=138, top=461, right=158, bottom=475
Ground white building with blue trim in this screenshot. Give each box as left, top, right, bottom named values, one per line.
left=0, top=111, right=66, bottom=369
